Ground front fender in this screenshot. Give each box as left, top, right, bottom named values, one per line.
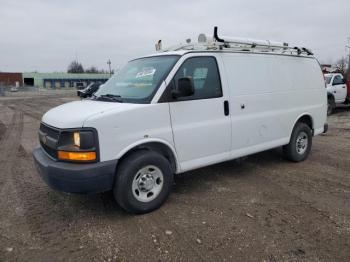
left=115, top=138, right=180, bottom=173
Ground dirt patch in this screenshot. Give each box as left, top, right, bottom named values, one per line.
left=0, top=122, right=6, bottom=141
left=1, top=92, right=350, bottom=261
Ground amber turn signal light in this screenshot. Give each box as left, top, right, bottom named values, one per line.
left=58, top=151, right=96, bottom=161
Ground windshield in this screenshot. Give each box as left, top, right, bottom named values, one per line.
left=325, top=75, right=332, bottom=85
left=94, top=55, right=179, bottom=103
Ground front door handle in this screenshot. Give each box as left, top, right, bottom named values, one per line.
left=224, top=100, right=229, bottom=116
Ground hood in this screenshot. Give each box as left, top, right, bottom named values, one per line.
left=42, top=100, right=143, bottom=128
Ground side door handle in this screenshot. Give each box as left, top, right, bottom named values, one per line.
left=224, top=100, right=229, bottom=116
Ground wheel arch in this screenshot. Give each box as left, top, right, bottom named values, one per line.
left=290, top=113, right=314, bottom=138
left=116, top=139, right=179, bottom=173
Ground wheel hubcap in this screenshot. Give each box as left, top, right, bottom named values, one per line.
left=132, top=165, right=164, bottom=202
left=296, top=131, right=308, bottom=155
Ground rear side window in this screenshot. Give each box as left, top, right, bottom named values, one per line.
left=172, top=57, right=222, bottom=100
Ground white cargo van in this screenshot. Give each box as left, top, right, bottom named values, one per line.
left=33, top=27, right=327, bottom=214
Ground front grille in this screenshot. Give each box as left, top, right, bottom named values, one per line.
left=40, top=141, right=58, bottom=159
left=40, top=123, right=59, bottom=140
left=39, top=123, right=60, bottom=159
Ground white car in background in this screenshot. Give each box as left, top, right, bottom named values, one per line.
left=10, top=86, right=18, bottom=92
left=325, top=73, right=349, bottom=115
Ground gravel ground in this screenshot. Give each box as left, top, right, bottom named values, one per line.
left=0, top=91, right=350, bottom=262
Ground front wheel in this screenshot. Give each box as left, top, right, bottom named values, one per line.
left=113, top=150, right=173, bottom=214
left=283, top=123, right=312, bottom=162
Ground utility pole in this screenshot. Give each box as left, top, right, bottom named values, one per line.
left=107, top=59, right=112, bottom=77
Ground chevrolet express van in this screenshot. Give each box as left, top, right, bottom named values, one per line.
left=33, top=28, right=327, bottom=214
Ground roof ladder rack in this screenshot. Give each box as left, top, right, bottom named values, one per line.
left=212, top=26, right=313, bottom=56
left=158, top=27, right=313, bottom=56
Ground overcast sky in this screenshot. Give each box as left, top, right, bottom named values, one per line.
left=0, top=0, right=349, bottom=72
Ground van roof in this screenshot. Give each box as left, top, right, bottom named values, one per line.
left=145, top=50, right=188, bottom=57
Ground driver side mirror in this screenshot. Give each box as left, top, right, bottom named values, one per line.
left=172, top=77, right=195, bottom=99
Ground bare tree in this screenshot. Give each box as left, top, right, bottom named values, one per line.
left=67, top=61, right=84, bottom=73
left=85, top=66, right=99, bottom=73
left=67, top=61, right=113, bottom=74
left=335, top=57, right=348, bottom=75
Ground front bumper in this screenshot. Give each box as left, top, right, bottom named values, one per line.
left=33, top=146, right=117, bottom=194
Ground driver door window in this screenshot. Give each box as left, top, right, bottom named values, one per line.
left=172, top=57, right=222, bottom=101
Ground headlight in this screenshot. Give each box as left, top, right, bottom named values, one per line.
left=57, top=129, right=98, bottom=162
left=73, top=132, right=80, bottom=147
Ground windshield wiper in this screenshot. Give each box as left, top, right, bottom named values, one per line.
left=90, top=94, right=97, bottom=100
left=96, top=94, right=123, bottom=102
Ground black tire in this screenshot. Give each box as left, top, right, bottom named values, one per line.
left=283, top=123, right=312, bottom=162
left=113, top=150, right=173, bottom=214
left=327, top=97, right=335, bottom=115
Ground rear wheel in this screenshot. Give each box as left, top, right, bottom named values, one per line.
left=113, top=150, right=173, bottom=214
left=283, top=123, right=312, bottom=162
